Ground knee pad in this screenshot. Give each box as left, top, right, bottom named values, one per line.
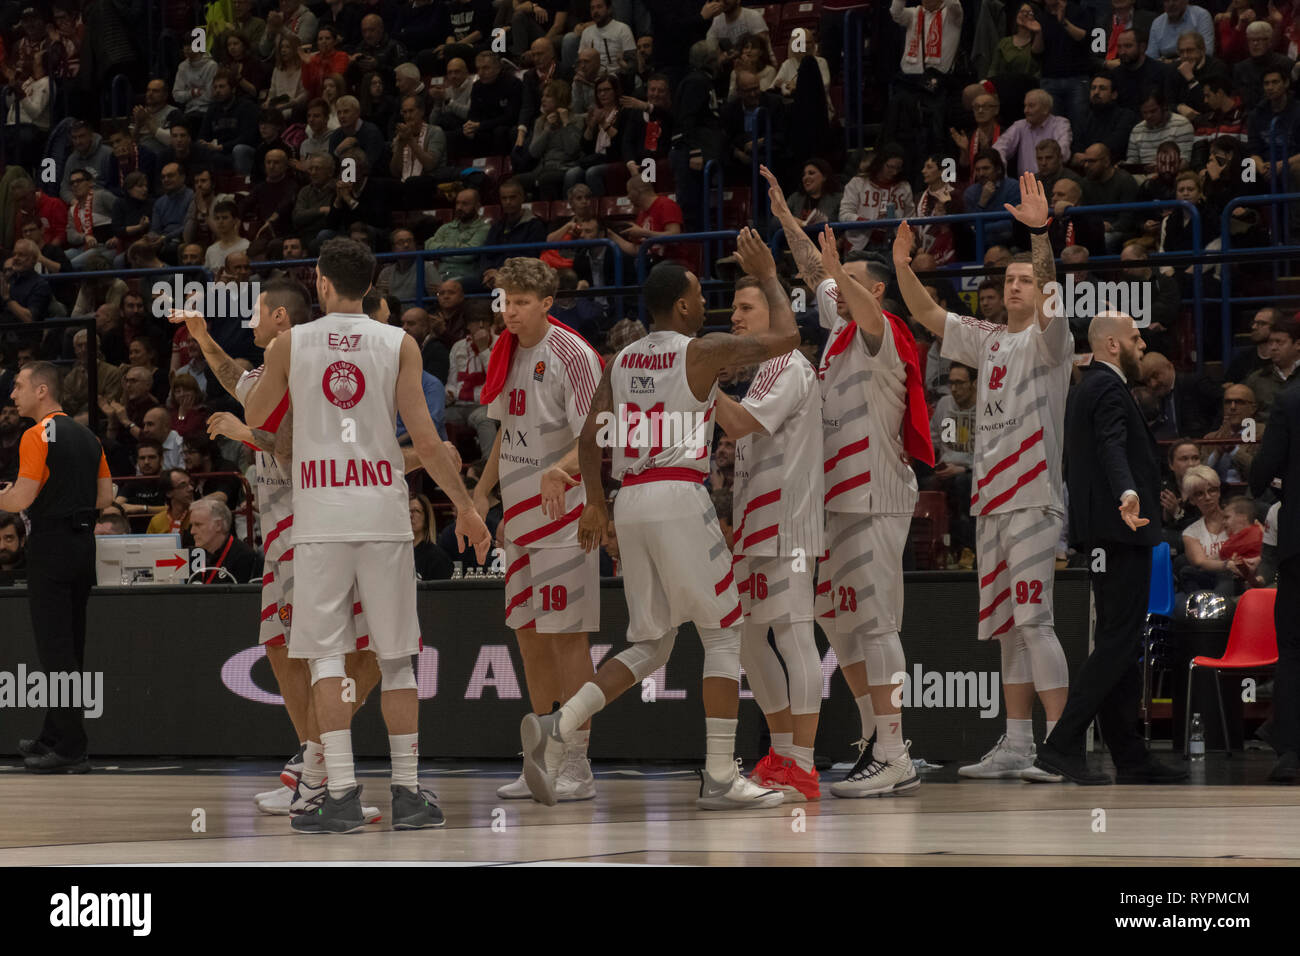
left=998, top=630, right=1033, bottom=684
left=614, top=628, right=677, bottom=682
left=740, top=620, right=789, bottom=715
left=378, top=655, right=417, bottom=691
left=770, top=621, right=823, bottom=716
left=699, top=625, right=741, bottom=681
left=308, top=654, right=347, bottom=685
left=861, top=631, right=906, bottom=687
left=1020, top=625, right=1069, bottom=691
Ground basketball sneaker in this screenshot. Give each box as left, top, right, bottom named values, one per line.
left=555, top=749, right=596, bottom=802
left=496, top=772, right=532, bottom=799
left=520, top=712, right=565, bottom=807
left=255, top=785, right=294, bottom=815
left=749, top=748, right=787, bottom=789
left=391, top=785, right=446, bottom=829
left=697, top=759, right=785, bottom=810
left=290, top=784, right=367, bottom=834
left=830, top=742, right=919, bottom=797
left=840, top=732, right=878, bottom=780
left=289, top=781, right=382, bottom=823
left=280, top=745, right=306, bottom=789
left=778, top=758, right=821, bottom=801
left=958, top=734, right=1035, bottom=779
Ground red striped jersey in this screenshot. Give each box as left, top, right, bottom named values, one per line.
left=940, top=311, right=1072, bottom=517
left=733, top=351, right=825, bottom=558
left=610, top=330, right=716, bottom=483
left=486, top=323, right=603, bottom=548
left=237, top=366, right=293, bottom=561
left=816, top=279, right=918, bottom=516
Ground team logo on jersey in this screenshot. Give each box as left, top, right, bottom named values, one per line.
left=991, top=342, right=1000, bottom=353
left=533, top=360, right=546, bottom=382
left=328, top=332, right=363, bottom=351
left=988, top=366, right=1007, bottom=391
left=630, top=375, right=655, bottom=394
left=279, top=604, right=292, bottom=628
left=322, top=361, right=366, bottom=409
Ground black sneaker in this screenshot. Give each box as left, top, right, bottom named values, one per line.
left=24, top=751, right=90, bottom=774
left=290, top=784, right=367, bottom=834
left=17, top=738, right=48, bottom=757
left=391, top=785, right=446, bottom=829
left=1268, top=752, right=1298, bottom=783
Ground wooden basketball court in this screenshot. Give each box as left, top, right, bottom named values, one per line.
left=1, top=753, right=1295, bottom=866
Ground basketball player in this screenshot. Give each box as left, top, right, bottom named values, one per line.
left=242, top=238, right=492, bottom=832
left=470, top=258, right=603, bottom=802
left=893, top=172, right=1072, bottom=780
left=520, top=229, right=796, bottom=810
left=713, top=274, right=825, bottom=801
left=171, top=281, right=383, bottom=821
left=763, top=166, right=935, bottom=797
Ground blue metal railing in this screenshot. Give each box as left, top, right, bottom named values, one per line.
left=1220, top=192, right=1300, bottom=364
left=633, top=230, right=740, bottom=324
left=841, top=7, right=867, bottom=151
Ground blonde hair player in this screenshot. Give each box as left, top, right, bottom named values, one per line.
left=893, top=172, right=1074, bottom=780
left=242, top=238, right=491, bottom=832
left=171, top=279, right=385, bottom=824
left=520, top=229, right=798, bottom=810
left=713, top=267, right=826, bottom=801
left=471, top=257, right=605, bottom=802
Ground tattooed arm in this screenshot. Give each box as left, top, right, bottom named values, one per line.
left=1001, top=171, right=1056, bottom=331
left=760, top=164, right=825, bottom=289
left=168, top=308, right=248, bottom=397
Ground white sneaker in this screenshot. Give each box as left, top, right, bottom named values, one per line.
left=696, top=759, right=784, bottom=810
left=496, top=771, right=533, bottom=799
left=255, top=785, right=294, bottom=815
left=958, top=734, right=1036, bottom=779
left=830, top=742, right=920, bottom=798
left=290, top=780, right=382, bottom=823
left=555, top=750, right=596, bottom=802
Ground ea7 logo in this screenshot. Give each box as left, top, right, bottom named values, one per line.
left=988, top=366, right=1007, bottom=391
left=328, top=333, right=363, bottom=351
left=631, top=375, right=655, bottom=393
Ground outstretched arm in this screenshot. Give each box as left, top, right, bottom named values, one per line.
left=714, top=391, right=766, bottom=441
left=818, top=223, right=883, bottom=352
left=576, top=361, right=614, bottom=553
left=170, top=309, right=246, bottom=398
left=761, top=164, right=825, bottom=289
left=892, top=220, right=948, bottom=338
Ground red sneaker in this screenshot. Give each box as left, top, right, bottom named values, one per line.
left=778, top=757, right=821, bottom=801
left=749, top=748, right=787, bottom=789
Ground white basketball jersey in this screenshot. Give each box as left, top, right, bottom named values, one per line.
left=236, top=366, right=293, bottom=561
left=487, top=323, right=603, bottom=548
left=289, top=312, right=411, bottom=542
left=940, top=311, right=1072, bottom=517
left=609, top=329, right=716, bottom=482
left=733, top=351, right=825, bottom=558
left=816, top=279, right=918, bottom=516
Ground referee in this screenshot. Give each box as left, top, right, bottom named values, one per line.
left=0, top=362, right=111, bottom=773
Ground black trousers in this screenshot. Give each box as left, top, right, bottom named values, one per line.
left=1273, top=555, right=1300, bottom=756
left=26, top=529, right=95, bottom=757
left=1047, top=540, right=1150, bottom=767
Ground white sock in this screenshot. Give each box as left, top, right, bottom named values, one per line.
left=771, top=731, right=794, bottom=758
left=855, top=693, right=875, bottom=741
left=389, top=733, right=419, bottom=792
left=875, top=713, right=906, bottom=760
left=1046, top=719, right=1057, bottom=739
left=558, top=682, right=606, bottom=737
left=302, top=739, right=325, bottom=788
left=705, top=717, right=737, bottom=780
left=790, top=744, right=815, bottom=772
left=1006, top=718, right=1033, bottom=754
left=320, top=729, right=355, bottom=798
left=568, top=728, right=591, bottom=753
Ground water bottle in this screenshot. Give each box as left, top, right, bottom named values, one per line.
left=451, top=562, right=464, bottom=580
left=1190, top=713, right=1206, bottom=761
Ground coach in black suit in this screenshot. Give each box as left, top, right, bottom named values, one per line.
left=1249, top=387, right=1300, bottom=782
left=1034, top=313, right=1187, bottom=784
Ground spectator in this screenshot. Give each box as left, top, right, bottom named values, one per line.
left=1172, top=30, right=1229, bottom=126
left=113, top=438, right=167, bottom=518
left=1201, top=134, right=1257, bottom=231
left=914, top=153, right=961, bottom=265
left=520, top=36, right=562, bottom=131
left=147, top=467, right=194, bottom=534
left=1049, top=178, right=1105, bottom=255
left=410, top=492, right=453, bottom=580
left=61, top=328, right=123, bottom=419
left=189, top=498, right=261, bottom=583
left=1071, top=73, right=1137, bottom=166
left=1138, top=138, right=1184, bottom=203
left=1245, top=67, right=1300, bottom=188
left=951, top=90, right=1002, bottom=180
left=296, top=97, right=334, bottom=166
left=519, top=79, right=583, bottom=200
left=989, top=3, right=1044, bottom=84
left=1037, top=0, right=1096, bottom=130
left=1035, top=138, right=1083, bottom=201
left=444, top=308, right=497, bottom=459
left=726, top=33, right=777, bottom=95
left=704, top=0, right=768, bottom=49
left=1215, top=0, right=1257, bottom=66
left=1161, top=437, right=1202, bottom=533
left=926, top=360, right=977, bottom=560
left=173, top=45, right=218, bottom=120
left=993, top=88, right=1072, bottom=176
left=59, top=121, right=113, bottom=204
left=1243, top=316, right=1300, bottom=422
left=1232, top=21, right=1293, bottom=107
left=721, top=68, right=786, bottom=182
left=140, top=405, right=184, bottom=468
left=106, top=126, right=161, bottom=199
left=607, top=169, right=685, bottom=265
left=1109, top=29, right=1176, bottom=112
left=204, top=200, right=250, bottom=271
left=1139, top=350, right=1222, bottom=438
left=216, top=0, right=268, bottom=66
left=840, top=145, right=915, bottom=252
left=1081, top=142, right=1140, bottom=250
left=168, top=373, right=210, bottom=440
left=122, top=333, right=167, bottom=403
left=245, top=149, right=297, bottom=251
left=1158, top=170, right=1208, bottom=264
left=1179, top=463, right=1234, bottom=590
left=884, top=0, right=964, bottom=162
left=977, top=278, right=1007, bottom=323
left=1228, top=307, right=1281, bottom=383
left=199, top=71, right=259, bottom=176
left=349, top=13, right=408, bottom=85
left=110, top=172, right=153, bottom=258
left=1128, top=88, right=1195, bottom=169
left=453, top=51, right=523, bottom=156
left=1201, top=383, right=1260, bottom=483
left=1119, top=243, right=1181, bottom=353
left=152, top=163, right=192, bottom=260
left=267, top=34, right=308, bottom=119
left=1, top=240, right=52, bottom=327
left=300, top=24, right=349, bottom=99
left=401, top=307, right=450, bottom=382
left=0, top=511, right=26, bottom=584
left=430, top=58, right=475, bottom=134
left=549, top=266, right=604, bottom=345
left=327, top=94, right=386, bottom=173
left=1149, top=0, right=1215, bottom=60
left=11, top=174, right=67, bottom=251
left=670, top=40, right=725, bottom=233
left=773, top=27, right=833, bottom=116
left=426, top=189, right=491, bottom=287
left=620, top=72, right=673, bottom=178
left=94, top=511, right=130, bottom=535
left=16, top=220, right=71, bottom=295
left=619, top=34, right=658, bottom=99
left=786, top=158, right=842, bottom=226
left=183, top=433, right=241, bottom=507
left=579, top=0, right=635, bottom=73
left=65, top=169, right=116, bottom=270
left=962, top=148, right=1020, bottom=247
left=377, top=229, right=437, bottom=305
left=222, top=31, right=267, bottom=102
left=1192, top=75, right=1246, bottom=165
left=1, top=49, right=52, bottom=170
left=391, top=95, right=451, bottom=207
left=569, top=74, right=626, bottom=195
left=432, top=278, right=470, bottom=347
left=324, top=151, right=399, bottom=238
left=249, top=110, right=290, bottom=187
left=480, top=179, right=548, bottom=286
left=258, top=0, right=320, bottom=60
left=318, top=0, right=364, bottom=46
left=160, top=124, right=219, bottom=180
left=293, top=152, right=337, bottom=241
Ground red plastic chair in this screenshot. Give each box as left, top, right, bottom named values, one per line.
left=1184, top=588, right=1278, bottom=758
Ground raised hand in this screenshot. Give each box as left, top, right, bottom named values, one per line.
left=759, top=164, right=793, bottom=223
left=733, top=226, right=777, bottom=280
left=1004, top=171, right=1050, bottom=228
left=817, top=223, right=842, bottom=277
left=893, top=220, right=915, bottom=267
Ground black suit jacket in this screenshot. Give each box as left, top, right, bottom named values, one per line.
left=1251, top=386, right=1300, bottom=562
left=1066, top=362, right=1162, bottom=547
